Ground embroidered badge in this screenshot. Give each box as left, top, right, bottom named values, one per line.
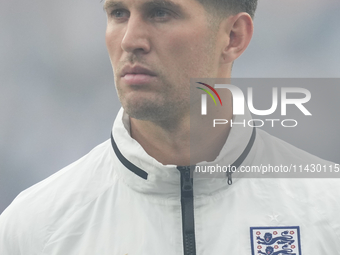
left=250, top=226, right=301, bottom=255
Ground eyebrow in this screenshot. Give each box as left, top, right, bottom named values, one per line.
left=103, top=0, right=183, bottom=13
left=103, top=1, right=124, bottom=11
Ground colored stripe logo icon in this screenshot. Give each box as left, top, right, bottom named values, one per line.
left=197, top=82, right=222, bottom=115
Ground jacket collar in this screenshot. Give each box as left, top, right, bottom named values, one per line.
left=110, top=108, right=255, bottom=196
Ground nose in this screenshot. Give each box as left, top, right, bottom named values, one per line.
left=121, top=16, right=151, bottom=54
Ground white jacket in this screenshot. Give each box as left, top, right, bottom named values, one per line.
left=1, top=108, right=340, bottom=255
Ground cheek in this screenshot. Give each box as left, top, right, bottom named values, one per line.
left=164, top=31, right=215, bottom=77
left=105, top=27, right=123, bottom=63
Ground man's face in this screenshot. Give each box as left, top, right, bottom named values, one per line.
left=105, top=0, right=221, bottom=122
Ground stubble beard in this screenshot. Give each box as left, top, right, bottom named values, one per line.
left=115, top=76, right=190, bottom=126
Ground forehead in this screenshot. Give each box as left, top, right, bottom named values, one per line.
left=103, top=0, right=198, bottom=10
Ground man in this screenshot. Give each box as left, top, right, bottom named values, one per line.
left=1, top=0, right=339, bottom=254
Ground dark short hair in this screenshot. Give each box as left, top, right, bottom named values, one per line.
left=197, top=0, right=258, bottom=19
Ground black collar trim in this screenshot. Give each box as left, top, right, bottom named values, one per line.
left=110, top=127, right=256, bottom=181
left=111, top=133, right=148, bottom=180
left=226, top=127, right=256, bottom=184
left=230, top=126, right=256, bottom=170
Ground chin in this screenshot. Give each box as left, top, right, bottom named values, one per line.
left=124, top=101, right=169, bottom=121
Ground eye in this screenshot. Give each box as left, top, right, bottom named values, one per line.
left=110, top=9, right=129, bottom=20
left=150, top=8, right=171, bottom=21
left=154, top=9, right=168, bottom=17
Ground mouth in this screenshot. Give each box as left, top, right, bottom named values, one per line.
left=120, top=65, right=157, bottom=85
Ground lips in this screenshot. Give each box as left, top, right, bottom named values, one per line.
left=120, top=65, right=157, bottom=85
left=121, top=65, right=157, bottom=78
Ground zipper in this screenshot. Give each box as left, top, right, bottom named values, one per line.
left=177, top=166, right=196, bottom=255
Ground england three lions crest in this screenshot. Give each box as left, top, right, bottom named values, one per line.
left=250, top=226, right=302, bottom=255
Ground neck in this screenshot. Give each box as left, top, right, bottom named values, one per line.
left=130, top=90, right=233, bottom=166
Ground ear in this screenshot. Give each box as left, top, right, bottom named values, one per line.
left=220, top=13, right=254, bottom=63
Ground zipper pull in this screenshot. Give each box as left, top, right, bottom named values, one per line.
left=227, top=170, right=232, bottom=185
left=182, top=168, right=193, bottom=191
left=177, top=166, right=193, bottom=192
